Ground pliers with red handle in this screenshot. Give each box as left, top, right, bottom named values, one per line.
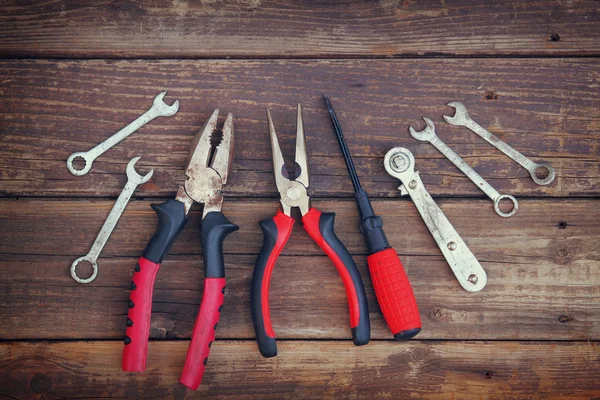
left=122, top=110, right=238, bottom=390
left=251, top=104, right=370, bottom=358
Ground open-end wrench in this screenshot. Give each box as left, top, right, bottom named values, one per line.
left=384, top=147, right=487, bottom=292
left=410, top=117, right=518, bottom=218
left=70, top=157, right=153, bottom=284
left=66, top=91, right=179, bottom=176
left=443, top=101, right=555, bottom=186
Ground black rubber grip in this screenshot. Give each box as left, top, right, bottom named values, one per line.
left=318, top=212, right=371, bottom=346
left=201, top=212, right=239, bottom=278
left=251, top=218, right=280, bottom=358
left=142, top=199, right=188, bottom=263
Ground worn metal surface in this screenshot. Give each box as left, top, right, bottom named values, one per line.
left=409, top=117, right=518, bottom=218
left=70, top=157, right=153, bottom=283
left=444, top=101, right=556, bottom=185
left=267, top=105, right=310, bottom=217
left=175, top=109, right=234, bottom=217
left=384, top=147, right=487, bottom=292
left=66, top=91, right=179, bottom=176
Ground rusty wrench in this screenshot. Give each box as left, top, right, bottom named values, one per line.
left=410, top=117, right=518, bottom=218
left=70, top=157, right=153, bottom=283
left=67, top=92, right=179, bottom=176
left=443, top=102, right=555, bottom=186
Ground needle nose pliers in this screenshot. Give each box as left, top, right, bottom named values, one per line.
left=251, top=104, right=370, bottom=358
left=122, top=110, right=238, bottom=390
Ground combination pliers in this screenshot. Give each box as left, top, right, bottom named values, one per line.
left=122, top=110, right=238, bottom=390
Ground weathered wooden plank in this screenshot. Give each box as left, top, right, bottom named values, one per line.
left=0, top=199, right=598, bottom=341
left=0, top=198, right=596, bottom=258
left=1, top=59, right=598, bottom=198
left=0, top=0, right=599, bottom=58
left=1, top=341, right=598, bottom=399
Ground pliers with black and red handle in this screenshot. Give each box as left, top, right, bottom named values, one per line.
left=251, top=104, right=370, bottom=358
left=122, top=110, right=238, bottom=390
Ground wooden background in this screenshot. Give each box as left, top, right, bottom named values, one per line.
left=1, top=1, right=599, bottom=399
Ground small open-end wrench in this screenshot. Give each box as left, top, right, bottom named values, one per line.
left=410, top=117, right=518, bottom=218
left=66, top=91, right=179, bottom=176
left=70, top=157, right=153, bottom=284
left=384, top=147, right=487, bottom=292
left=443, top=101, right=555, bottom=186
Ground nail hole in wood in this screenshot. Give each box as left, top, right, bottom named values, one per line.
left=557, top=249, right=569, bottom=257
left=484, top=91, right=498, bottom=100
left=558, top=221, right=567, bottom=229
left=558, top=315, right=573, bottom=323
left=550, top=33, right=561, bottom=42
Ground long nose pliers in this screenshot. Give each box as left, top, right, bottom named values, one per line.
left=122, top=110, right=238, bottom=390
left=251, top=104, right=371, bottom=358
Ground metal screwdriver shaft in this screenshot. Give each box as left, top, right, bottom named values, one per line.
left=325, top=96, right=362, bottom=193
left=324, top=95, right=387, bottom=253
left=324, top=95, right=421, bottom=340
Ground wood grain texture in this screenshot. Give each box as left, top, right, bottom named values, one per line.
left=1, top=59, right=599, bottom=198
left=0, top=0, right=599, bottom=58
left=1, top=341, right=599, bottom=399
left=1, top=199, right=597, bottom=341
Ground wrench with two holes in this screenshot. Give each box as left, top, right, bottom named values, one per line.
left=410, top=117, right=518, bottom=218
left=444, top=101, right=555, bottom=186
left=67, top=92, right=179, bottom=176
left=70, top=157, right=153, bottom=284
left=384, top=147, right=487, bottom=292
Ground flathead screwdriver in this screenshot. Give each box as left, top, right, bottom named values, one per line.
left=324, top=95, right=421, bottom=340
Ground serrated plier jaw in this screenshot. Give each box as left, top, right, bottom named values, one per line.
left=176, top=109, right=234, bottom=218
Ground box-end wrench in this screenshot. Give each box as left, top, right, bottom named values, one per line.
left=66, top=91, right=179, bottom=176
left=410, top=117, right=518, bottom=218
left=70, top=157, right=153, bottom=284
left=384, top=147, right=487, bottom=292
left=443, top=101, right=555, bottom=186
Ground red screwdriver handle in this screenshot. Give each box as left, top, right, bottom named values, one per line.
left=368, top=248, right=421, bottom=339
left=302, top=208, right=370, bottom=346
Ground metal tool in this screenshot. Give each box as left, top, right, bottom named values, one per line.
left=251, top=104, right=370, bottom=359
left=384, top=147, right=487, bottom=292
left=70, top=157, right=153, bottom=284
left=66, top=91, right=179, bottom=176
left=443, top=101, right=555, bottom=186
left=122, top=110, right=238, bottom=391
left=410, top=117, right=518, bottom=218
left=324, top=95, right=421, bottom=340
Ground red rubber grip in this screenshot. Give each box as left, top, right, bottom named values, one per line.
left=261, top=211, right=294, bottom=338
left=122, top=256, right=160, bottom=372
left=368, top=248, right=421, bottom=336
left=302, top=208, right=360, bottom=328
left=179, top=277, right=226, bottom=390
